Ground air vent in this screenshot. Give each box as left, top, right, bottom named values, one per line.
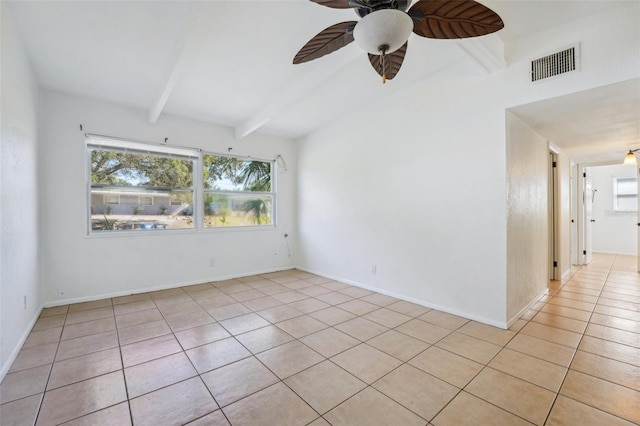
left=530, top=44, right=579, bottom=82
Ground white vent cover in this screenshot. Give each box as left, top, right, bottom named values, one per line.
left=530, top=44, right=580, bottom=82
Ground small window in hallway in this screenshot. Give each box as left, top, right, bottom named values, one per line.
left=613, top=176, right=637, bottom=212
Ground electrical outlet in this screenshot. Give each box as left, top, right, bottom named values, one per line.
left=209, top=257, right=215, bottom=267
left=23, top=295, right=27, bottom=310
left=58, top=289, right=64, bottom=298
left=372, top=265, right=377, bottom=275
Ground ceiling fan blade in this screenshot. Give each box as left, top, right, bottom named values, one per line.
left=310, top=0, right=353, bottom=9
left=409, top=0, right=504, bottom=39
left=293, top=21, right=357, bottom=64
left=368, top=42, right=408, bottom=81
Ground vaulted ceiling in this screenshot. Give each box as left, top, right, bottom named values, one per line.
left=8, top=0, right=639, bottom=162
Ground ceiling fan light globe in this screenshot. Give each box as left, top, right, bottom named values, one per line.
left=623, top=150, right=638, bottom=166
left=353, top=9, right=413, bottom=55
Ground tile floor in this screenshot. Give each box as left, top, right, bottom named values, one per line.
left=1, top=254, right=639, bottom=425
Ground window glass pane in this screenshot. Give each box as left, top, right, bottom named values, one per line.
left=90, top=148, right=194, bottom=232
left=204, top=193, right=272, bottom=227
left=203, top=155, right=271, bottom=192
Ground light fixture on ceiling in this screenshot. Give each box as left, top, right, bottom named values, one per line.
left=623, top=149, right=640, bottom=165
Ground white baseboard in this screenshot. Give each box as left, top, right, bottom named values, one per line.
left=0, top=307, right=43, bottom=383
left=506, top=287, right=548, bottom=328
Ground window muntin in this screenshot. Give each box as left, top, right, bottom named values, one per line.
left=87, top=136, right=197, bottom=232
left=613, top=176, right=637, bottom=212
left=202, top=154, right=274, bottom=227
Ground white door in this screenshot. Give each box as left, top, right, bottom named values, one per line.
left=584, top=168, right=594, bottom=265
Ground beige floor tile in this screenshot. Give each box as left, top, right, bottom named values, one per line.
left=152, top=293, right=194, bottom=308
left=112, top=293, right=152, bottom=305
left=61, top=317, right=116, bottom=341
left=506, top=334, right=576, bottom=367
left=115, top=308, right=163, bottom=329
left=367, top=330, right=430, bottom=362
left=186, top=337, right=251, bottom=373
left=334, top=317, right=389, bottom=341
left=112, top=299, right=156, bottom=316
left=546, top=395, right=636, bottom=426
left=520, top=322, right=582, bottom=348
left=396, top=319, right=452, bottom=344
left=37, top=371, right=127, bottom=426
left=185, top=409, right=230, bottom=426
left=230, top=289, right=267, bottom=302
left=409, top=346, right=483, bottom=388
left=196, top=294, right=237, bottom=311
left=465, top=367, right=555, bottom=425
left=386, top=300, right=431, bottom=317
left=589, top=313, right=640, bottom=333
left=363, top=308, right=411, bottom=328
left=418, top=310, right=469, bottom=330
left=174, top=322, right=230, bottom=350
left=555, top=290, right=599, bottom=304
left=275, top=315, right=328, bottom=338
left=300, top=327, right=360, bottom=357
left=156, top=300, right=203, bottom=316
left=585, top=323, right=640, bottom=348
left=435, top=332, right=501, bottom=364
left=117, top=320, right=171, bottom=346
left=560, top=370, right=640, bottom=424
left=579, top=335, right=640, bottom=366
left=256, top=341, right=324, bottom=379
left=65, top=306, right=114, bottom=325
left=130, top=377, right=217, bottom=426
left=201, top=356, right=278, bottom=407
left=120, top=334, right=182, bottom=368
left=324, top=387, right=425, bottom=426
left=540, top=303, right=593, bottom=321
left=125, top=352, right=197, bottom=398
left=299, top=285, right=333, bottom=297
left=432, top=391, right=531, bottom=426
left=285, top=360, right=366, bottom=414
left=336, top=299, right=380, bottom=316
left=56, top=330, right=119, bottom=361
left=40, top=306, right=69, bottom=317
left=570, top=350, right=640, bottom=391
left=259, top=284, right=291, bottom=296
left=68, top=299, right=113, bottom=313
left=373, top=364, right=458, bottom=421
left=309, top=306, right=357, bottom=326
left=597, top=298, right=639, bottom=312
left=331, top=343, right=402, bottom=384
left=48, top=347, right=122, bottom=390
left=0, top=393, right=42, bottom=426
left=531, top=311, right=587, bottom=334
left=315, top=291, right=354, bottom=305
left=164, top=309, right=215, bottom=332
left=594, top=304, right=640, bottom=322
left=241, top=296, right=282, bottom=311
left=219, top=283, right=253, bottom=295
left=22, top=327, right=62, bottom=349
left=360, top=293, right=399, bottom=307
left=62, top=402, right=132, bottom=426
left=307, top=417, right=331, bottom=426
left=32, top=314, right=66, bottom=331
left=488, top=348, right=567, bottom=392
left=508, top=319, right=527, bottom=332
left=207, top=303, right=252, bottom=321
left=222, top=382, right=317, bottom=426
left=339, top=287, right=374, bottom=298
left=257, top=305, right=304, bottom=323
left=0, top=364, right=50, bottom=404
left=457, top=321, right=516, bottom=346
left=287, top=298, right=331, bottom=314
left=234, top=325, right=294, bottom=354
left=272, top=291, right=309, bottom=304
left=219, top=313, right=270, bottom=335
left=321, top=281, right=352, bottom=291
left=8, top=343, right=57, bottom=373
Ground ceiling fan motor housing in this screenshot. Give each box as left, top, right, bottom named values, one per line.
left=355, top=0, right=411, bottom=17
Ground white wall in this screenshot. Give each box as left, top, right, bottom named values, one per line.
left=591, top=164, right=637, bottom=255
left=39, top=91, right=297, bottom=304
left=0, top=4, right=42, bottom=378
left=557, top=152, right=573, bottom=279
left=296, top=3, right=640, bottom=327
left=506, top=114, right=548, bottom=321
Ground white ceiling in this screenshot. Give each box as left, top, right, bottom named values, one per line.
left=7, top=0, right=639, bottom=161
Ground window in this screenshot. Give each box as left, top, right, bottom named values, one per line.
left=87, top=135, right=198, bottom=232
left=613, top=176, right=637, bottom=212
left=202, top=154, right=274, bottom=227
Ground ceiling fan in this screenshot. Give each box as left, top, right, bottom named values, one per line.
left=293, top=0, right=504, bottom=83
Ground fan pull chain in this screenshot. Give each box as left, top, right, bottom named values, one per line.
left=379, top=45, right=389, bottom=84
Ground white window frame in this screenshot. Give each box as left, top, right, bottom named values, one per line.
left=86, top=134, right=200, bottom=234
left=139, top=196, right=153, bottom=206
left=613, top=176, right=637, bottom=212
